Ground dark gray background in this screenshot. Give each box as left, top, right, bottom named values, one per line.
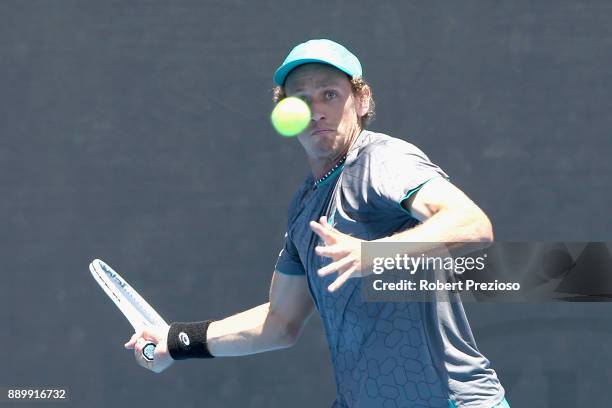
left=1, top=1, right=611, bottom=407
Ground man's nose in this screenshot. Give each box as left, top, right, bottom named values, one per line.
left=309, top=103, right=325, bottom=122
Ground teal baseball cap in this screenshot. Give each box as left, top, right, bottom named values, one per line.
left=273, top=39, right=363, bottom=86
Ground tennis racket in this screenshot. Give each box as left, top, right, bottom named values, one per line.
left=89, top=259, right=168, bottom=361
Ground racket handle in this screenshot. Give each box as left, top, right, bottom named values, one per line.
left=142, top=342, right=156, bottom=361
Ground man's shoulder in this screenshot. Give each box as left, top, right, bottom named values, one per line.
left=354, top=130, right=429, bottom=163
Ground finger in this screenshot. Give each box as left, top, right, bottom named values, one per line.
left=314, top=244, right=347, bottom=259
left=133, top=340, right=151, bottom=368
left=309, top=221, right=336, bottom=244
left=124, top=330, right=143, bottom=349
left=319, top=215, right=344, bottom=239
left=328, top=265, right=358, bottom=292
left=134, top=337, right=146, bottom=353
left=318, top=216, right=341, bottom=235
left=311, top=215, right=340, bottom=236
left=318, top=256, right=356, bottom=277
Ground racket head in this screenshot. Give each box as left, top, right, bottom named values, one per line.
left=90, top=259, right=168, bottom=363
left=90, top=259, right=168, bottom=330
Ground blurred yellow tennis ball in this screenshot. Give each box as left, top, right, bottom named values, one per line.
left=271, top=97, right=311, bottom=137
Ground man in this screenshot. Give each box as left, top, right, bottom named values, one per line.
left=126, top=39, right=509, bottom=408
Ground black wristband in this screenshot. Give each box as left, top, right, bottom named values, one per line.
left=167, top=320, right=215, bottom=360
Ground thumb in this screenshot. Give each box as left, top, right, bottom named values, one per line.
left=124, top=330, right=143, bottom=349
left=319, top=216, right=340, bottom=234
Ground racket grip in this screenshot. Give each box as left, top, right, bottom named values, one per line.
left=142, top=342, right=156, bottom=361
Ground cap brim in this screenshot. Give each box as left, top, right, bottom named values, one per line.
left=273, top=58, right=355, bottom=86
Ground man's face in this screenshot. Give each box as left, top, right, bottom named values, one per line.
left=284, top=63, right=366, bottom=160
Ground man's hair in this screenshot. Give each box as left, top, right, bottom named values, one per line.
left=272, top=76, right=376, bottom=127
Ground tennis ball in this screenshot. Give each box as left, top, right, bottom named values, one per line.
left=271, top=97, right=311, bottom=137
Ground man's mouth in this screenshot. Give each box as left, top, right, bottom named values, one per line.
left=311, top=128, right=335, bottom=136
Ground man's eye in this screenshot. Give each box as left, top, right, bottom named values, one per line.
left=325, top=90, right=337, bottom=99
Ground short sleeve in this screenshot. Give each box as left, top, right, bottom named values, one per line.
left=274, top=232, right=306, bottom=275
left=364, top=140, right=449, bottom=216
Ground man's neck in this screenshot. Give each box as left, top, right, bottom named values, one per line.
left=308, top=152, right=347, bottom=181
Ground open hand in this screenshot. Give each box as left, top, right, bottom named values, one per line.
left=309, top=216, right=365, bottom=292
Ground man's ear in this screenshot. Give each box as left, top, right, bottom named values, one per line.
left=356, top=85, right=371, bottom=118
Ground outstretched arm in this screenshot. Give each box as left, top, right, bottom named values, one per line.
left=125, top=270, right=314, bottom=372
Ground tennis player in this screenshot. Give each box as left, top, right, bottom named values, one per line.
left=126, top=39, right=510, bottom=408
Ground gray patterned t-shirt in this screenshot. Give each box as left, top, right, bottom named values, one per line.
left=275, top=130, right=505, bottom=408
